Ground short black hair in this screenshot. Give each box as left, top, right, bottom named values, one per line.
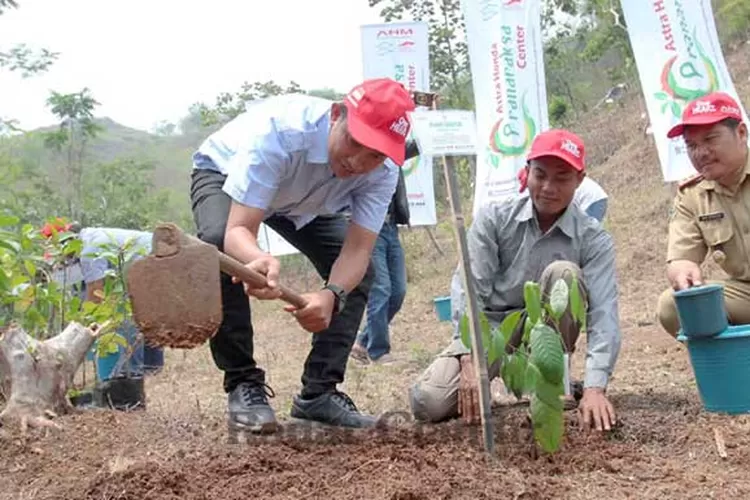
left=720, top=117, right=741, bottom=132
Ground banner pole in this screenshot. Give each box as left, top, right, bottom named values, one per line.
left=435, top=98, right=495, bottom=456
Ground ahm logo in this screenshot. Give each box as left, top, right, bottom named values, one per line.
left=692, top=101, right=716, bottom=114
left=560, top=139, right=581, bottom=157
left=504, top=0, right=523, bottom=5
left=390, top=117, right=410, bottom=137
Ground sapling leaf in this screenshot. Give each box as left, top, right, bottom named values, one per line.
left=23, top=259, right=36, bottom=278
left=488, top=329, right=506, bottom=366
left=459, top=314, right=471, bottom=351
left=499, top=310, right=522, bottom=344
left=0, top=215, right=19, bottom=227
left=569, top=276, right=586, bottom=326
left=529, top=322, right=565, bottom=385
left=502, top=353, right=528, bottom=399
left=0, top=238, right=21, bottom=253
left=522, top=316, right=533, bottom=344
left=524, top=281, right=542, bottom=324
left=549, top=278, right=569, bottom=321
left=479, top=310, right=491, bottom=350
left=530, top=394, right=564, bottom=453
left=524, top=360, right=541, bottom=393
left=534, top=376, right=564, bottom=410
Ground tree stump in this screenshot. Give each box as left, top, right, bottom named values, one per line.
left=0, top=321, right=102, bottom=432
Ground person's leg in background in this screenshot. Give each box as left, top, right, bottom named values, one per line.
left=190, top=167, right=276, bottom=433
left=585, top=199, right=608, bottom=224
left=265, top=214, right=377, bottom=427
left=382, top=223, right=407, bottom=358
left=353, top=222, right=395, bottom=363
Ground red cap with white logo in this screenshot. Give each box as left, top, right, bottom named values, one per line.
left=527, top=129, right=586, bottom=171
left=667, top=91, right=744, bottom=139
left=343, top=78, right=416, bottom=166
left=518, top=129, right=585, bottom=192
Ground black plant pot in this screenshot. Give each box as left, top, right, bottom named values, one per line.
left=94, top=376, right=146, bottom=411
left=69, top=389, right=95, bottom=408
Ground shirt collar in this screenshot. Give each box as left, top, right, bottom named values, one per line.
left=515, top=196, right=576, bottom=238
left=306, top=112, right=332, bottom=164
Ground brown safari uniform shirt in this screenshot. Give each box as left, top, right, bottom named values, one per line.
left=662, top=152, right=750, bottom=330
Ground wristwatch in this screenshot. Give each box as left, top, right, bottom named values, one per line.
left=323, top=283, right=347, bottom=315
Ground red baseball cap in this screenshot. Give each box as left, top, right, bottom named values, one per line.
left=667, top=91, right=744, bottom=139
left=343, top=78, right=416, bottom=166
left=527, top=129, right=586, bottom=171
left=518, top=129, right=585, bottom=192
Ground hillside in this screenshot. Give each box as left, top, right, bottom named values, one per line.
left=1, top=117, right=204, bottom=194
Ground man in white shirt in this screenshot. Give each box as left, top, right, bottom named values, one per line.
left=189, top=78, right=416, bottom=432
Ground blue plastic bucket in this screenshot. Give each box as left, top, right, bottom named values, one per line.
left=94, top=320, right=145, bottom=381
left=95, top=352, right=120, bottom=381
left=674, top=284, right=728, bottom=338
left=678, top=325, right=750, bottom=414
left=433, top=296, right=452, bottom=322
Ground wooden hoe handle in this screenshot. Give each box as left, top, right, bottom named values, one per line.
left=218, top=253, right=308, bottom=309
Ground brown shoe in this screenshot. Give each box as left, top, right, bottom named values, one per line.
left=349, top=343, right=370, bottom=364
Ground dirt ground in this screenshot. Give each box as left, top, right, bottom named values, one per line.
left=4, top=42, right=750, bottom=500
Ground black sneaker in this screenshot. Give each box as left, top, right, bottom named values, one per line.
left=290, top=390, right=377, bottom=428
left=227, top=381, right=278, bottom=434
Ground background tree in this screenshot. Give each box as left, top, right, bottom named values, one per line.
left=43, top=88, right=103, bottom=221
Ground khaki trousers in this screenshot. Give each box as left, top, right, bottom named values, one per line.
left=409, top=260, right=588, bottom=423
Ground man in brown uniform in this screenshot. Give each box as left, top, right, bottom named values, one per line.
left=657, top=91, right=750, bottom=335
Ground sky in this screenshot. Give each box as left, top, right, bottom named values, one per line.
left=0, top=0, right=388, bottom=132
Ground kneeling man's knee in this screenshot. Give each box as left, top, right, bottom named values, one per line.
left=409, top=356, right=461, bottom=423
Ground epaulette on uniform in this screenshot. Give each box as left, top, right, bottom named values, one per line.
left=678, top=173, right=704, bottom=191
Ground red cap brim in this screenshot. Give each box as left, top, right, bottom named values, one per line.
left=667, top=115, right=728, bottom=139
left=346, top=113, right=406, bottom=166
left=526, top=151, right=584, bottom=172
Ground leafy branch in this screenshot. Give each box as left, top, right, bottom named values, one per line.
left=460, top=277, right=586, bottom=453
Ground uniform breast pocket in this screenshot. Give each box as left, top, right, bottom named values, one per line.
left=698, top=218, right=734, bottom=249
left=698, top=217, right=746, bottom=277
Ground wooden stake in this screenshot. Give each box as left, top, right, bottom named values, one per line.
left=436, top=114, right=495, bottom=455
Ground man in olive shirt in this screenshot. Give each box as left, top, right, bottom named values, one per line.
left=657, top=91, right=750, bottom=335
left=409, top=129, right=622, bottom=432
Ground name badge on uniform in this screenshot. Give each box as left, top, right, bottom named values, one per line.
left=698, top=212, right=725, bottom=222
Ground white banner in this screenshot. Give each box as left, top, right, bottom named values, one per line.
left=361, top=21, right=437, bottom=226
left=462, top=0, right=548, bottom=216
left=622, top=0, right=750, bottom=182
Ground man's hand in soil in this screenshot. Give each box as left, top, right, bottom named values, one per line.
left=458, top=354, right=480, bottom=425
left=578, top=387, right=615, bottom=432
left=667, top=259, right=703, bottom=291
left=233, top=255, right=282, bottom=300
left=284, top=289, right=335, bottom=333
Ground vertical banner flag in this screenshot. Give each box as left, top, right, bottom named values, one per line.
left=462, top=0, right=548, bottom=217
left=622, top=0, right=750, bottom=182
left=361, top=21, right=437, bottom=226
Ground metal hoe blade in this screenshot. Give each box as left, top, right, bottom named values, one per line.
left=127, top=230, right=223, bottom=349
